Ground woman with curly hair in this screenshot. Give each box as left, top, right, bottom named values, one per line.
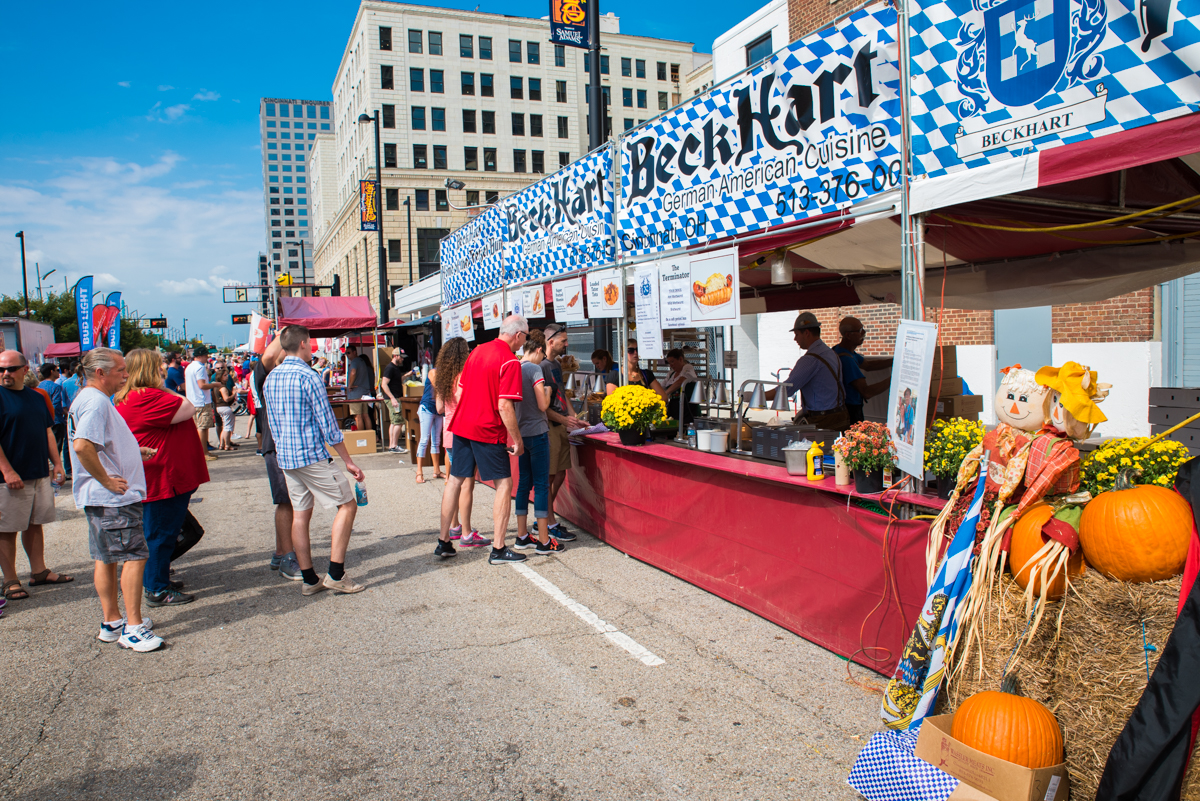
left=433, top=338, right=484, bottom=545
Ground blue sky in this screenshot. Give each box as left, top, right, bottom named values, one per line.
left=0, top=0, right=744, bottom=346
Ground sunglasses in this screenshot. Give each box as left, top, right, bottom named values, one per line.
left=0, top=365, right=26, bottom=374
left=627, top=347, right=638, bottom=354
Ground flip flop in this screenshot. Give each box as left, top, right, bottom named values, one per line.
left=29, top=569, right=74, bottom=586
left=3, top=580, right=29, bottom=600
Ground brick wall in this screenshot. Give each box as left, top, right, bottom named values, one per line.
left=1051, top=287, right=1154, bottom=343
left=789, top=0, right=846, bottom=42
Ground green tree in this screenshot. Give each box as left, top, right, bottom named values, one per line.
left=0, top=292, right=166, bottom=353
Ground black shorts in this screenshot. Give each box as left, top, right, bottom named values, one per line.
left=450, top=435, right=511, bottom=482
left=263, top=452, right=290, bottom=506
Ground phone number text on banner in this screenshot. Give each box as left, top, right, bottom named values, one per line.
left=440, top=206, right=507, bottom=308
left=909, top=0, right=1200, bottom=179
left=502, top=147, right=615, bottom=286
left=617, top=2, right=901, bottom=258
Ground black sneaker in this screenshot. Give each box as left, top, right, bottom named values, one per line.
left=169, top=579, right=185, bottom=591
left=144, top=588, right=195, bottom=607
left=548, top=524, right=577, bottom=542
left=535, top=538, right=566, bottom=555
left=434, top=540, right=457, bottom=559
left=489, top=547, right=526, bottom=565
left=513, top=535, right=537, bottom=551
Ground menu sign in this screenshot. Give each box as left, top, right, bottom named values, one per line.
left=633, top=264, right=663, bottom=360
left=586, top=267, right=623, bottom=319
left=551, top=276, right=586, bottom=322
left=657, top=253, right=692, bottom=330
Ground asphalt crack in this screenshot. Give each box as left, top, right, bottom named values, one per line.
left=4, top=648, right=100, bottom=786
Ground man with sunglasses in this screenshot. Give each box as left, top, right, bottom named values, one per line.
left=834, top=316, right=893, bottom=425
left=0, top=350, right=70, bottom=603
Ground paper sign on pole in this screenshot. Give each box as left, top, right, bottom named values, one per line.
left=482, top=292, right=503, bottom=330
left=688, top=246, right=739, bottom=328
left=525, top=284, right=546, bottom=319
left=586, top=268, right=623, bottom=319
left=633, top=264, right=663, bottom=360
left=456, top=304, right=476, bottom=341
left=657, top=253, right=692, bottom=330
left=886, top=319, right=938, bottom=478
left=552, top=276, right=586, bottom=322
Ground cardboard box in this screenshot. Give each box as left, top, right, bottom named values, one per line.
left=328, top=430, right=376, bottom=456
left=915, top=714, right=1069, bottom=801
left=931, top=376, right=966, bottom=398
left=934, top=394, right=984, bottom=417
left=403, top=382, right=425, bottom=398
left=937, top=410, right=980, bottom=422
left=931, top=345, right=957, bottom=374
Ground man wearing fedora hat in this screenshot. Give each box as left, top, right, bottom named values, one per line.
left=765, top=312, right=850, bottom=430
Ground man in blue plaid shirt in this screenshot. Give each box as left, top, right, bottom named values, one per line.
left=263, top=325, right=367, bottom=597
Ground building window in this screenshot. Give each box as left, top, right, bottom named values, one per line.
left=511, top=113, right=525, bottom=135
left=460, top=34, right=473, bottom=58
left=657, top=61, right=666, bottom=80
left=746, top=32, right=772, bottom=67
left=408, top=29, right=422, bottom=53
left=509, top=39, right=521, bottom=63
left=411, top=106, right=426, bottom=130
left=430, top=69, right=444, bottom=93
left=557, top=116, right=568, bottom=138
left=622, top=87, right=633, bottom=107
left=433, top=145, right=447, bottom=169
left=265, top=103, right=275, bottom=116
left=464, top=146, right=479, bottom=170
left=466, top=190, right=480, bottom=206
left=382, top=104, right=396, bottom=128
left=670, top=63, right=680, bottom=82
left=410, top=68, right=424, bottom=91
left=462, top=109, right=476, bottom=132
left=602, top=85, right=611, bottom=106
left=417, top=228, right=450, bottom=278
left=461, top=71, right=474, bottom=95
left=429, top=31, right=442, bottom=55
left=559, top=151, right=570, bottom=166
left=601, top=55, right=610, bottom=74
left=486, top=190, right=500, bottom=203
left=513, top=149, right=527, bottom=172
left=529, top=78, right=541, bottom=101
left=556, top=80, right=567, bottom=103
left=416, top=189, right=430, bottom=210
left=479, top=36, right=492, bottom=59
left=321, top=106, right=329, bottom=119
left=432, top=107, right=445, bottom=131
left=481, top=73, right=493, bottom=96
left=636, top=59, right=646, bottom=79
left=637, top=89, right=647, bottom=108
left=435, top=189, right=449, bottom=211
left=381, top=65, right=394, bottom=90
left=658, top=91, right=668, bottom=110
left=621, top=57, right=632, bottom=77
left=482, top=110, right=495, bottom=134
left=379, top=26, right=392, bottom=50
left=384, top=143, right=397, bottom=167
left=532, top=150, right=544, bottom=173
left=387, top=239, right=403, bottom=262
left=306, top=105, right=316, bottom=119
left=530, top=114, right=543, bottom=137
left=484, top=147, right=497, bottom=171
left=413, top=144, right=428, bottom=169
left=527, top=41, right=540, bottom=64
left=386, top=187, right=400, bottom=210
left=624, top=118, right=634, bottom=131
left=510, top=76, right=523, bottom=99
left=554, top=44, right=565, bottom=67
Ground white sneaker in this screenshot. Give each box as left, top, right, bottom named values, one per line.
left=98, top=616, right=154, bottom=643
left=119, top=621, right=164, bottom=652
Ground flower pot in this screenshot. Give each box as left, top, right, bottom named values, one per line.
left=618, top=429, right=646, bottom=446
left=936, top=475, right=956, bottom=500
left=854, top=468, right=884, bottom=494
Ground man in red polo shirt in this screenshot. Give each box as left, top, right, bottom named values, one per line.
left=436, top=315, right=528, bottom=565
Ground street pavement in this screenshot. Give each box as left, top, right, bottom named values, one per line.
left=1, top=425, right=887, bottom=800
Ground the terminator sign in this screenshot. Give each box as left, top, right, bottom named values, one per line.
left=617, top=2, right=901, bottom=257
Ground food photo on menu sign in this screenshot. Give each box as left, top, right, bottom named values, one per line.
left=688, top=247, right=740, bottom=326
left=482, top=291, right=503, bottom=330
left=551, top=276, right=587, bottom=322
left=586, top=268, right=623, bottom=318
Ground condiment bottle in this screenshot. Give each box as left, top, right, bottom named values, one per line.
left=807, top=441, right=825, bottom=481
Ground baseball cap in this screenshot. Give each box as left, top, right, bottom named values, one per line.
left=193, top=346, right=209, bottom=357
left=791, top=312, right=820, bottom=332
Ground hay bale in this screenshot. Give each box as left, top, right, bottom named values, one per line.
left=943, top=570, right=1198, bottom=801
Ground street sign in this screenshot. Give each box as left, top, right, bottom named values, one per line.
left=231, top=314, right=250, bottom=325
left=137, top=319, right=153, bottom=330
left=150, top=317, right=167, bottom=329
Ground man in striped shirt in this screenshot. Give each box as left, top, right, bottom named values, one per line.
left=263, top=325, right=367, bottom=596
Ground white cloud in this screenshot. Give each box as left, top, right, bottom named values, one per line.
left=93, top=273, right=124, bottom=289
left=193, top=90, right=220, bottom=102
left=117, top=81, right=131, bottom=88
left=159, top=277, right=218, bottom=295
left=158, top=85, right=174, bottom=91
left=145, top=102, right=190, bottom=123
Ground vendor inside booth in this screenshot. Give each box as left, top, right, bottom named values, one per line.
left=834, top=316, right=893, bottom=425
left=590, top=349, right=620, bottom=395
left=660, top=348, right=700, bottom=426
left=625, top=340, right=664, bottom=395
left=764, top=312, right=849, bottom=430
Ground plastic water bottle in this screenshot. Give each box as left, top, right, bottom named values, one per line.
left=354, top=481, right=369, bottom=507
left=686, top=423, right=697, bottom=449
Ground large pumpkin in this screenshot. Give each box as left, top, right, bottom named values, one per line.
left=1009, top=503, right=1086, bottom=599
left=952, top=677, right=1064, bottom=769
left=1079, top=470, right=1193, bottom=582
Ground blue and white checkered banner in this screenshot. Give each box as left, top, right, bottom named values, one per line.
left=439, top=205, right=507, bottom=309
left=910, top=0, right=1200, bottom=179
left=617, top=3, right=902, bottom=258
left=502, top=146, right=615, bottom=286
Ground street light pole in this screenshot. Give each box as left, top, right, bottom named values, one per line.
left=358, top=111, right=389, bottom=325
left=287, top=240, right=308, bottom=296
left=405, top=196, right=414, bottom=286
left=14, top=231, right=30, bottom=318
left=183, top=318, right=189, bottom=343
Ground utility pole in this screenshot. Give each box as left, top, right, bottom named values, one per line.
left=358, top=111, right=390, bottom=325
left=15, top=231, right=30, bottom=318
left=586, top=2, right=610, bottom=355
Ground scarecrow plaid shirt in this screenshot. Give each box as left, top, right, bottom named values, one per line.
left=263, top=355, right=344, bottom=470
left=1014, top=429, right=1080, bottom=519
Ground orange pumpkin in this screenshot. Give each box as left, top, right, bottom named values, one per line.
left=952, top=677, right=1063, bottom=769
left=1009, top=502, right=1086, bottom=599
left=1079, top=470, right=1193, bottom=582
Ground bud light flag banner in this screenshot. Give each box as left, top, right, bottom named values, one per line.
left=909, top=0, right=1200, bottom=179
left=74, top=275, right=94, bottom=352
left=439, top=205, right=507, bottom=308
left=104, top=292, right=121, bottom=349
left=550, top=0, right=590, bottom=49
left=617, top=2, right=902, bottom=258
left=502, top=146, right=614, bottom=286
left=359, top=179, right=380, bottom=232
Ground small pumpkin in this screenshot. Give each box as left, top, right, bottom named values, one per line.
left=1079, top=469, right=1193, bottom=582
left=1009, top=502, right=1085, bottom=599
left=952, top=675, right=1063, bottom=769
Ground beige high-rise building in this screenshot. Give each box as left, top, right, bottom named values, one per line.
left=309, top=1, right=699, bottom=313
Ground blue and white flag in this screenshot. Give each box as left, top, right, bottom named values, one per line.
left=882, top=459, right=989, bottom=730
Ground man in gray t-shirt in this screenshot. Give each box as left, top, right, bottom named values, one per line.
left=345, top=348, right=374, bottom=434
left=513, top=332, right=564, bottom=555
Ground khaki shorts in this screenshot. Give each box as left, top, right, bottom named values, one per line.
left=194, top=403, right=215, bottom=429
left=283, top=459, right=355, bottom=511
left=348, top=401, right=369, bottom=416
left=548, top=424, right=571, bottom=475
left=0, top=477, right=57, bottom=532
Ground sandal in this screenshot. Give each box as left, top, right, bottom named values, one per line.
left=433, top=472, right=446, bottom=479
left=3, top=580, right=29, bottom=600
left=415, top=474, right=427, bottom=484
left=29, top=569, right=74, bottom=586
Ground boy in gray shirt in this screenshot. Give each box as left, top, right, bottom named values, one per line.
left=512, top=331, right=564, bottom=555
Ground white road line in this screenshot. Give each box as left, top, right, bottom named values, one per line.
left=509, top=562, right=665, bottom=666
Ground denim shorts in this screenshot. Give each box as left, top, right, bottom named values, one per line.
left=86, top=503, right=149, bottom=564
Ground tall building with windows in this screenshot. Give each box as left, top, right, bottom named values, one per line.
left=309, top=2, right=698, bottom=311
left=259, top=98, right=333, bottom=286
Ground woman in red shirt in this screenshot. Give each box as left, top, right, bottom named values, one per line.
left=115, top=349, right=210, bottom=607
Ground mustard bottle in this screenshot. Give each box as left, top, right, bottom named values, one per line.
left=807, top=441, right=825, bottom=481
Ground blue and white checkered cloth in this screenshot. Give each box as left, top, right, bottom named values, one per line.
left=848, top=726, right=959, bottom=801
left=263, top=355, right=344, bottom=470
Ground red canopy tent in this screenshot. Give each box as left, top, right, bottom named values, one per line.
left=43, top=343, right=81, bottom=359
left=277, top=296, right=378, bottom=336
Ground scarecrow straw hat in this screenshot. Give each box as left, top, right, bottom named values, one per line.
left=1035, top=361, right=1110, bottom=425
